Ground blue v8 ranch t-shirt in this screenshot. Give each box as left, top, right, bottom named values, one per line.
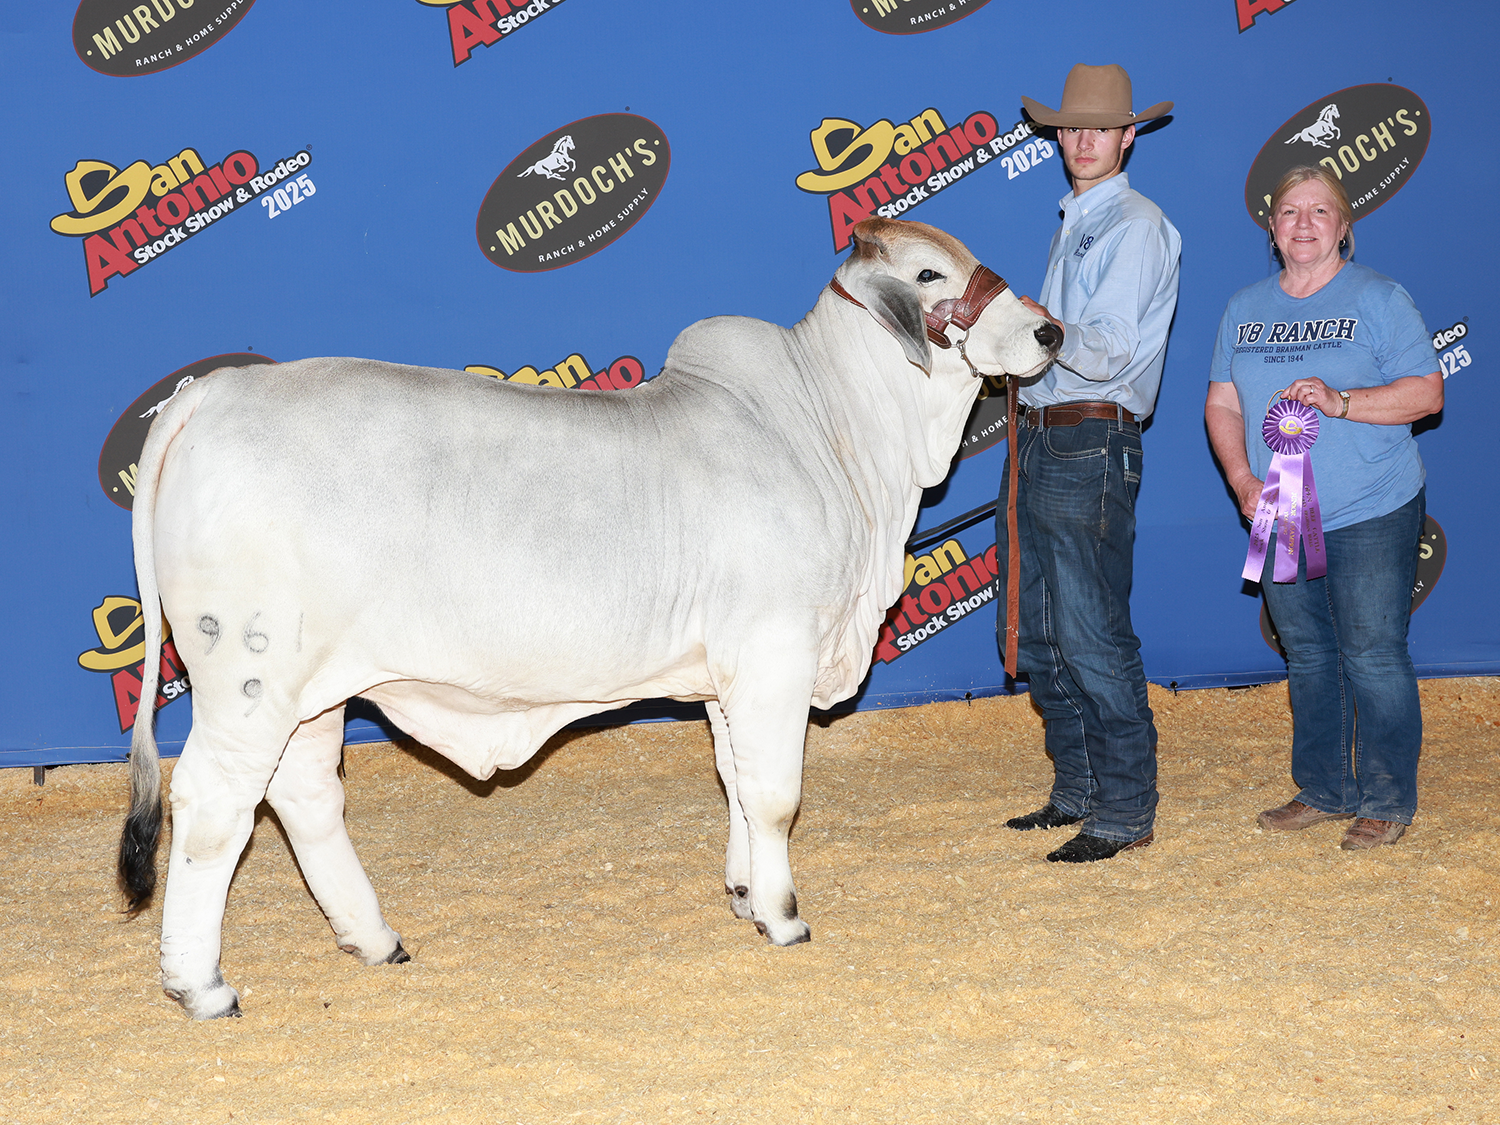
left=1209, top=262, right=1438, bottom=531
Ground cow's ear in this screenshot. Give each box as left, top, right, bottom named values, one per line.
left=845, top=269, right=932, bottom=374
left=850, top=222, right=888, bottom=260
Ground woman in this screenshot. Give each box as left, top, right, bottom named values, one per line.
left=1205, top=165, right=1443, bottom=850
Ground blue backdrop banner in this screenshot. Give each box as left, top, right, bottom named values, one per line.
left=2, top=0, right=1493, bottom=766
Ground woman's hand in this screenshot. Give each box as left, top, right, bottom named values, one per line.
left=1205, top=380, right=1265, bottom=520
left=1231, top=474, right=1264, bottom=521
left=1281, top=376, right=1342, bottom=417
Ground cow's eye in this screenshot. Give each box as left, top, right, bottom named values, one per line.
left=916, top=269, right=943, bottom=284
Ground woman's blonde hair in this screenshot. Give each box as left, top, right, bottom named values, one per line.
left=1269, top=164, right=1355, bottom=261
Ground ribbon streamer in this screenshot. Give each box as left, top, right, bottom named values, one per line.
left=1242, top=399, right=1327, bottom=584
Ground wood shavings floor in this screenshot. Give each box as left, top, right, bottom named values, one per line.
left=2, top=678, right=1497, bottom=1124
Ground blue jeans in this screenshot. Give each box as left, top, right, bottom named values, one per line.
left=1260, top=489, right=1425, bottom=824
left=997, top=414, right=1157, bottom=842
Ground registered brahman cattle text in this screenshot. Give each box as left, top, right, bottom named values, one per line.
left=120, top=218, right=1060, bottom=1018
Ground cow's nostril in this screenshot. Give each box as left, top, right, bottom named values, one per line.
left=1035, top=322, right=1062, bottom=350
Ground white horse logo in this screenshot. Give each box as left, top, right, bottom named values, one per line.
left=1286, top=104, right=1341, bottom=149
left=140, top=376, right=196, bottom=419
left=518, top=136, right=576, bottom=181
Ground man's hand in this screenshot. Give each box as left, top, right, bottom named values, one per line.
left=1020, top=295, right=1064, bottom=337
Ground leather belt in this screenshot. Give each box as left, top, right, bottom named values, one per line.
left=1022, top=402, right=1136, bottom=427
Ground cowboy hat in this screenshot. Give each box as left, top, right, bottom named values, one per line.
left=1021, top=64, right=1172, bottom=129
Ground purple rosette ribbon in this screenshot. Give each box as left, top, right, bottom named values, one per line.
left=1242, top=399, right=1328, bottom=584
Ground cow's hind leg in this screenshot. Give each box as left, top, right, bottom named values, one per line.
left=707, top=701, right=753, bottom=921
left=715, top=646, right=816, bottom=946
left=159, top=720, right=293, bottom=1019
left=264, top=704, right=408, bottom=966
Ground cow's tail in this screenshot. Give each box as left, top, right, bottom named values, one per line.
left=118, top=376, right=211, bottom=914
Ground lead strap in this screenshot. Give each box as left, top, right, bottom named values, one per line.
left=1004, top=374, right=1020, bottom=678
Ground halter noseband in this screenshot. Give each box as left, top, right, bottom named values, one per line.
left=921, top=265, right=1010, bottom=348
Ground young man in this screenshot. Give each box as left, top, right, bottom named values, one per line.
left=1000, top=64, right=1181, bottom=862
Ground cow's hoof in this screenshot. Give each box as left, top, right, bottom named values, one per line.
left=754, top=917, right=812, bottom=946
left=384, top=942, right=411, bottom=965
left=338, top=934, right=409, bottom=966
left=726, top=884, right=754, bottom=921
left=164, top=980, right=242, bottom=1020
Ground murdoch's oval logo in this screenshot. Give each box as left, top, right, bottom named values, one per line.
left=476, top=114, right=670, bottom=273
left=99, top=353, right=273, bottom=510
left=849, top=0, right=992, bottom=34
left=1245, top=84, right=1431, bottom=230
left=73, top=0, right=257, bottom=77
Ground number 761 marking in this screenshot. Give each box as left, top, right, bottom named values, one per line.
left=262, top=173, right=317, bottom=219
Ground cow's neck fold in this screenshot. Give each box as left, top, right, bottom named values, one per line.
left=795, top=291, right=979, bottom=489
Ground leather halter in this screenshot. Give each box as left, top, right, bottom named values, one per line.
left=923, top=265, right=1010, bottom=348
left=829, top=264, right=1011, bottom=350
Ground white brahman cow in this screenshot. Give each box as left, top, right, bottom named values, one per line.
left=120, top=218, right=1060, bottom=1018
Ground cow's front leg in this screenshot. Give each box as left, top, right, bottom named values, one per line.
left=716, top=646, right=816, bottom=946
left=159, top=727, right=286, bottom=1019
left=265, top=704, right=408, bottom=966
left=707, top=701, right=753, bottom=921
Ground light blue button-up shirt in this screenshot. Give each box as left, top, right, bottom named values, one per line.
left=1024, top=173, right=1181, bottom=420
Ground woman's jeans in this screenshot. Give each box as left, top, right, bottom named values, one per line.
left=1260, top=488, right=1425, bottom=824
left=997, top=414, right=1157, bottom=843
